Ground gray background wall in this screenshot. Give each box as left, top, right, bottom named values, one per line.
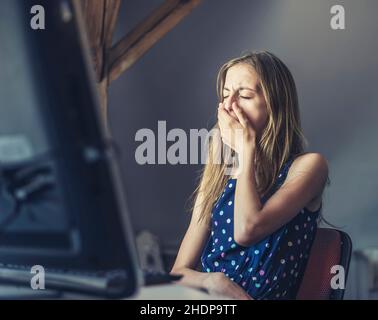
left=108, top=0, right=378, bottom=298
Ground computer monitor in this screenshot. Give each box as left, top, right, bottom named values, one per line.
left=0, top=0, right=140, bottom=297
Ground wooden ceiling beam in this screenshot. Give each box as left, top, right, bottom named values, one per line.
left=103, top=0, right=122, bottom=50
left=80, top=0, right=121, bottom=82
left=108, top=0, right=202, bottom=83
left=79, top=0, right=202, bottom=131
left=80, top=0, right=121, bottom=127
left=80, top=0, right=106, bottom=81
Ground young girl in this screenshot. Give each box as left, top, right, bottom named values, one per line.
left=170, top=51, right=329, bottom=300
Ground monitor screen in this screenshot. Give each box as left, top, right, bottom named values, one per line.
left=0, top=1, right=140, bottom=298
left=0, top=0, right=75, bottom=255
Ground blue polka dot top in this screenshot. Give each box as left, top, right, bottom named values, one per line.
left=200, top=156, right=321, bottom=300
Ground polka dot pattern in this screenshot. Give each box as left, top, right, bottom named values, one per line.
left=200, top=156, right=320, bottom=300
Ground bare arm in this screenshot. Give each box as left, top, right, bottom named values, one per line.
left=170, top=187, right=254, bottom=300
left=217, top=101, right=329, bottom=247
left=234, top=151, right=329, bottom=247
left=170, top=190, right=211, bottom=288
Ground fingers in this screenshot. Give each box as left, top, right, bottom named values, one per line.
left=225, top=278, right=253, bottom=300
left=217, top=103, right=238, bottom=127
left=220, top=102, right=239, bottom=121
left=231, top=102, right=249, bottom=127
left=217, top=103, right=238, bottom=150
left=233, top=285, right=253, bottom=300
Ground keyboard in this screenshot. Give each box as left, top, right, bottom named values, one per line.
left=143, top=269, right=182, bottom=286
left=0, top=264, right=182, bottom=298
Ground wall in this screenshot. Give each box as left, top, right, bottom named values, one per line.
left=108, top=0, right=378, bottom=298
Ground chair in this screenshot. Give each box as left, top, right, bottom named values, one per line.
left=296, top=228, right=352, bottom=300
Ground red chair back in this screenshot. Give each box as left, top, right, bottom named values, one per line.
left=296, top=228, right=352, bottom=300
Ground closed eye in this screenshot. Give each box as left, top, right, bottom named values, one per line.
left=223, top=96, right=252, bottom=100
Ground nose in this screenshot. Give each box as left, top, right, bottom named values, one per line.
left=224, top=91, right=238, bottom=111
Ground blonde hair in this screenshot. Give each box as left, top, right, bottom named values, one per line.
left=188, top=50, right=307, bottom=228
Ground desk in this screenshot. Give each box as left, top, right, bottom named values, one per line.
left=129, top=284, right=231, bottom=300
left=62, top=284, right=231, bottom=300
left=0, top=283, right=231, bottom=300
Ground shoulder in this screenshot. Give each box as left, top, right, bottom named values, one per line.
left=284, top=152, right=329, bottom=192
left=285, top=153, right=329, bottom=210
left=289, top=152, right=328, bottom=178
